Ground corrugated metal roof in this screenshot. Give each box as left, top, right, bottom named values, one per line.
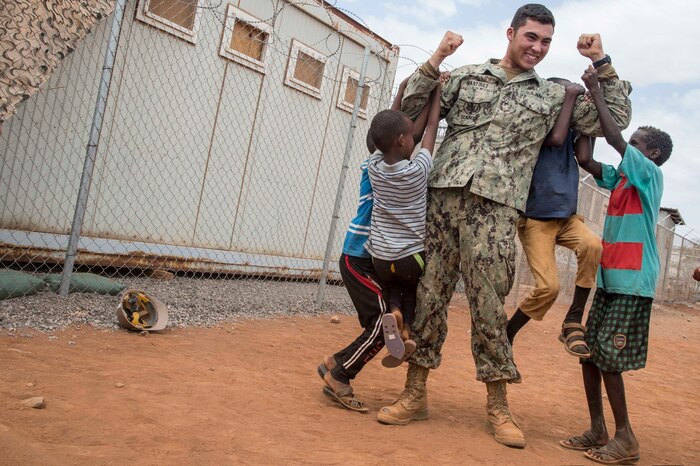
left=660, top=207, right=685, bottom=225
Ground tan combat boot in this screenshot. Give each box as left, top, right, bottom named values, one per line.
left=486, top=381, right=525, bottom=448
left=376, top=363, right=429, bottom=425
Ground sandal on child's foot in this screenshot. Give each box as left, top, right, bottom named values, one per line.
left=560, top=430, right=607, bottom=451
left=559, top=322, right=591, bottom=358
left=381, top=339, right=416, bottom=368
left=382, top=313, right=406, bottom=358
left=583, top=438, right=639, bottom=464
left=322, top=385, right=369, bottom=413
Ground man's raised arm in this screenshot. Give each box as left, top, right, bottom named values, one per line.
left=400, top=31, right=463, bottom=119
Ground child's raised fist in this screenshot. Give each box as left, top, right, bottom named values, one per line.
left=438, top=71, right=451, bottom=85
left=581, top=66, right=599, bottom=91
left=565, top=82, right=585, bottom=97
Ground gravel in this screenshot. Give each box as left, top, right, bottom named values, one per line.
left=0, top=276, right=355, bottom=332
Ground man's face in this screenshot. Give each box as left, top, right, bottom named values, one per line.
left=506, top=19, right=554, bottom=70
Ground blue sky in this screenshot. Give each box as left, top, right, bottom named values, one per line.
left=334, top=0, right=699, bottom=240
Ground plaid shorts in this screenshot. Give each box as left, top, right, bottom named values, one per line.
left=584, top=289, right=653, bottom=373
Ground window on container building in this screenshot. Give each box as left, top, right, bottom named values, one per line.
left=284, top=39, right=327, bottom=99
left=219, top=5, right=272, bottom=74
left=337, top=66, right=371, bottom=119
left=136, top=0, right=202, bottom=44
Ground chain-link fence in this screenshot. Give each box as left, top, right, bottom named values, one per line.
left=1, top=0, right=698, bottom=309
left=1, top=0, right=398, bottom=300
left=505, top=176, right=700, bottom=309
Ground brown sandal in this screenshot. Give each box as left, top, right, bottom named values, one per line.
left=560, top=430, right=607, bottom=450
left=559, top=323, right=591, bottom=358
left=381, top=339, right=416, bottom=368
left=322, top=385, right=369, bottom=413
left=583, top=438, right=640, bottom=464
left=318, top=361, right=369, bottom=413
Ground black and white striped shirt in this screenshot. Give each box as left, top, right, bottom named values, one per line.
left=365, top=148, right=433, bottom=260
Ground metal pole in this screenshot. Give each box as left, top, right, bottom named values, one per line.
left=671, top=237, right=686, bottom=303
left=659, top=221, right=674, bottom=301
left=315, top=46, right=371, bottom=306
left=59, top=0, right=128, bottom=295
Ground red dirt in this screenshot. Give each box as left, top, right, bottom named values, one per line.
left=1, top=297, right=699, bottom=465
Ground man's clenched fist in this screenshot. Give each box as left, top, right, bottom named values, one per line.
left=577, top=33, right=605, bottom=62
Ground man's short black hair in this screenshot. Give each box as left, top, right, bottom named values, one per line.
left=639, top=125, right=673, bottom=166
left=369, top=109, right=411, bottom=153
left=511, top=4, right=555, bottom=30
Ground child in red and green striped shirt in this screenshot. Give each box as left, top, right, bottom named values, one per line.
left=560, top=66, right=673, bottom=465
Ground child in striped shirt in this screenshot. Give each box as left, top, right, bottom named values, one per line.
left=365, top=81, right=442, bottom=366
left=317, top=76, right=441, bottom=412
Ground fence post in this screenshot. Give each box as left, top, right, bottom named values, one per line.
left=671, top=237, right=687, bottom=303
left=315, top=45, right=371, bottom=306
left=59, top=0, right=128, bottom=295
left=660, top=227, right=672, bottom=301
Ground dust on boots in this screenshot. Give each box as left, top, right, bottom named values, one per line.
left=486, top=380, right=525, bottom=448
left=376, top=363, right=429, bottom=425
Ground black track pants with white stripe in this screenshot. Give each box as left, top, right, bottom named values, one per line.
left=331, top=253, right=386, bottom=384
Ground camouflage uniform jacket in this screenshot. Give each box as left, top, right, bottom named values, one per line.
left=401, top=59, right=632, bottom=211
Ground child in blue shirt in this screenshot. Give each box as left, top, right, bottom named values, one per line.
left=507, top=78, right=602, bottom=360
left=317, top=76, right=439, bottom=413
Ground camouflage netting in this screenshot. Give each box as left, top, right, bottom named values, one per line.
left=0, top=0, right=114, bottom=124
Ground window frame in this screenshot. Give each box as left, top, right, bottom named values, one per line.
left=219, top=4, right=273, bottom=75
left=336, top=66, right=371, bottom=120
left=284, top=39, right=327, bottom=100
left=136, top=0, right=203, bottom=44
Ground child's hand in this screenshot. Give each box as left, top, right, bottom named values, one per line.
left=577, top=33, right=605, bottom=61
left=436, top=31, right=463, bottom=60
left=564, top=82, right=585, bottom=97
left=438, top=71, right=451, bottom=85
left=581, top=66, right=599, bottom=91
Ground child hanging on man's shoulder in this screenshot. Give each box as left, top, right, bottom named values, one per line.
left=364, top=75, right=444, bottom=367
left=507, top=77, right=604, bottom=360
left=560, top=65, right=673, bottom=465
left=316, top=74, right=444, bottom=413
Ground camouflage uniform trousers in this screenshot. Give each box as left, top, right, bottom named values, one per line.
left=409, top=185, right=519, bottom=383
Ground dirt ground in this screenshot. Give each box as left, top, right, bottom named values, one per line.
left=1, top=296, right=699, bottom=465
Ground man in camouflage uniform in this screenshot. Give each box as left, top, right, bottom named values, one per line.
left=376, top=4, right=632, bottom=448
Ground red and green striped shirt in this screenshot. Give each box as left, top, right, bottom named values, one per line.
left=595, top=144, right=663, bottom=298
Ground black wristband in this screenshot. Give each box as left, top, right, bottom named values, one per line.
left=592, top=54, right=611, bottom=69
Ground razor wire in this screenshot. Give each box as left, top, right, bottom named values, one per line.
left=1, top=0, right=698, bottom=310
